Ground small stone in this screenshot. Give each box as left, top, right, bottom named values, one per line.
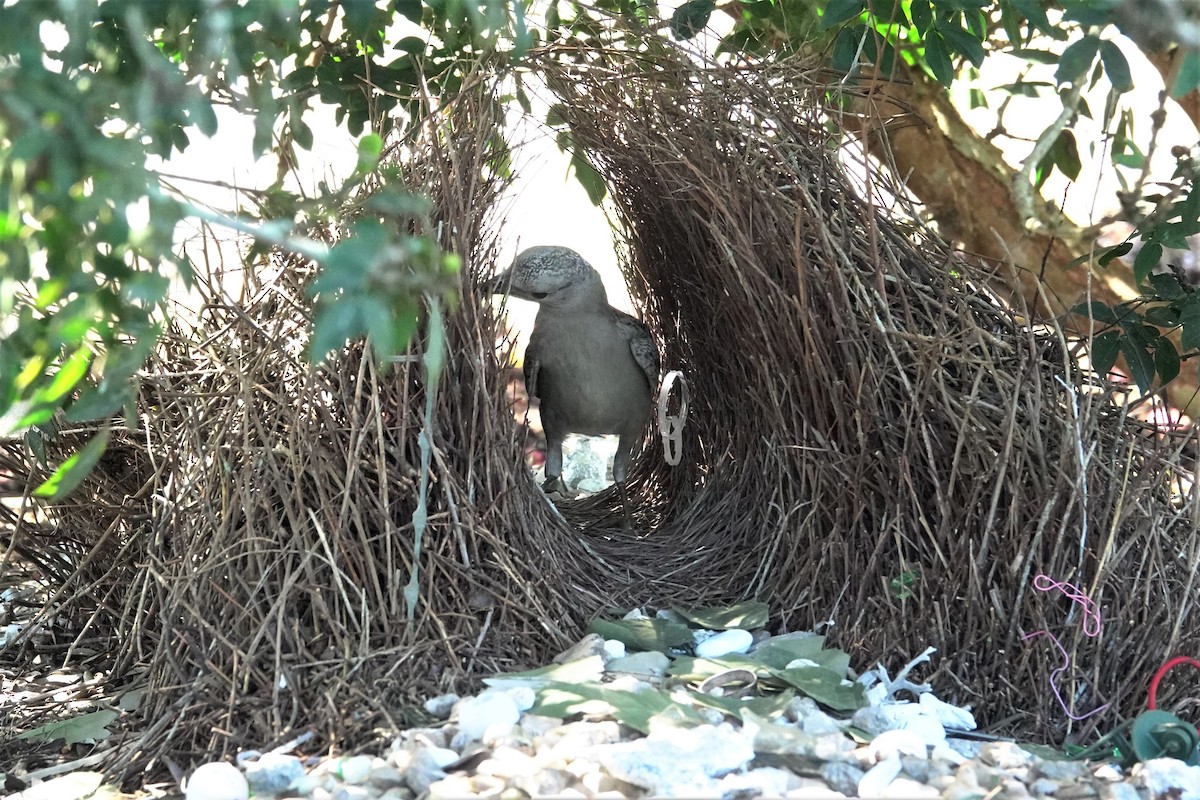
left=942, top=764, right=984, bottom=800
left=917, top=692, right=977, bottom=731
left=931, top=744, right=967, bottom=766
left=717, top=766, right=796, bottom=796
left=864, top=730, right=929, bottom=762
left=242, top=753, right=305, bottom=795
left=899, top=754, right=953, bottom=784
left=980, top=741, right=1036, bottom=770
left=694, top=628, right=754, bottom=658
left=519, top=713, right=561, bottom=738
left=592, top=723, right=754, bottom=795
left=404, top=747, right=459, bottom=794
left=513, top=767, right=573, bottom=796
left=1092, top=764, right=1125, bottom=782
left=366, top=766, right=406, bottom=790
left=1133, top=757, right=1200, bottom=800
left=544, top=720, right=622, bottom=751
left=820, top=761, right=865, bottom=796
left=1098, top=783, right=1143, bottom=800
left=814, top=732, right=858, bottom=761
left=184, top=762, right=249, bottom=800
left=1033, top=758, right=1087, bottom=782
left=1029, top=777, right=1061, bottom=796
left=426, top=774, right=476, bottom=798
left=858, top=755, right=903, bottom=797
left=553, top=633, right=608, bottom=663
left=789, top=698, right=844, bottom=736
left=422, top=693, right=459, bottom=719
left=337, top=755, right=375, bottom=784
left=879, top=777, right=939, bottom=798
left=332, top=787, right=371, bottom=800
left=378, top=789, right=415, bottom=800
left=475, top=746, right=538, bottom=779
left=454, top=690, right=524, bottom=742
left=786, top=784, right=848, bottom=799
left=1054, top=784, right=1099, bottom=799
left=947, top=738, right=987, bottom=760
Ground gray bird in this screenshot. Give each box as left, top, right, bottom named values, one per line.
left=490, top=246, right=660, bottom=493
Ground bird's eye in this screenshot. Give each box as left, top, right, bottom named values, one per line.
left=531, top=292, right=548, bottom=299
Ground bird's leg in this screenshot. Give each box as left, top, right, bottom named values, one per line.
left=543, top=431, right=565, bottom=494
left=613, top=433, right=636, bottom=531
left=616, top=478, right=635, bottom=532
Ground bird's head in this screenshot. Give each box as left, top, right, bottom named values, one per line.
left=488, top=246, right=607, bottom=310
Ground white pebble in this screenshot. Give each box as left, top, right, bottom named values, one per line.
left=423, top=693, right=459, bottom=719
left=896, top=713, right=947, bottom=748
left=184, top=762, right=249, bottom=800
left=857, top=754, right=903, bottom=797
left=918, top=692, right=976, bottom=730
left=695, top=628, right=754, bottom=658
left=865, top=729, right=928, bottom=762
left=455, top=690, right=522, bottom=741
left=602, top=639, right=627, bottom=659
left=338, top=754, right=375, bottom=784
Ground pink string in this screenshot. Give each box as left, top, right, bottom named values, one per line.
left=1022, top=574, right=1111, bottom=721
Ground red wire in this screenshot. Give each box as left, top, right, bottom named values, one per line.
left=1147, top=655, right=1200, bottom=713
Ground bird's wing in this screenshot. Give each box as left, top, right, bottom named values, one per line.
left=524, top=328, right=543, bottom=399
left=615, top=311, right=660, bottom=391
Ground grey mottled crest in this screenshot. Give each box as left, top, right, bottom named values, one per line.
left=490, top=246, right=602, bottom=304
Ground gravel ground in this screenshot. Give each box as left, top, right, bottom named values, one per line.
left=10, top=623, right=1200, bottom=800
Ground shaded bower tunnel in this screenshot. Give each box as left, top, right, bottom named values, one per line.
left=2, top=47, right=1198, bottom=778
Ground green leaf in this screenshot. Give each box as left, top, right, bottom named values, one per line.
left=1091, top=331, right=1121, bottom=376
left=669, top=0, right=717, bottom=39
left=395, top=0, right=423, bottom=24
left=775, top=665, right=866, bottom=711
left=33, top=430, right=110, bottom=500
left=686, top=688, right=796, bottom=721
left=530, top=681, right=705, bottom=733
left=936, top=22, right=984, bottom=67
left=39, top=346, right=92, bottom=406
left=484, top=656, right=605, bottom=689
left=1055, top=35, right=1101, bottom=85
left=1155, top=338, right=1181, bottom=385
left=673, top=601, right=770, bottom=630
left=1172, top=51, right=1200, bottom=98
left=909, top=0, right=932, bottom=31
left=1134, top=242, right=1163, bottom=286
left=1148, top=273, right=1185, bottom=300
left=570, top=153, right=607, bottom=206
left=669, top=654, right=775, bottom=682
left=588, top=617, right=693, bottom=651
left=1008, top=0, right=1052, bottom=33
left=17, top=710, right=117, bottom=745
left=1052, top=129, right=1081, bottom=181
left=342, top=0, right=380, bottom=37
left=821, top=0, right=865, bottom=29
left=1099, top=40, right=1133, bottom=93
left=1122, top=335, right=1156, bottom=392
left=1098, top=242, right=1133, bottom=267
left=357, top=133, right=384, bottom=172
left=832, top=26, right=861, bottom=73
left=924, top=33, right=955, bottom=86
left=746, top=635, right=828, bottom=670
left=1071, top=301, right=1118, bottom=323
left=1180, top=302, right=1200, bottom=351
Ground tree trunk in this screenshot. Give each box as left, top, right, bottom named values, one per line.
left=850, top=66, right=1200, bottom=416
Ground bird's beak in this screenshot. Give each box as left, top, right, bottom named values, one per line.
left=485, top=268, right=513, bottom=296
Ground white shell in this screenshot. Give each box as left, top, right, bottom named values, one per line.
left=695, top=629, right=754, bottom=658
left=184, top=762, right=249, bottom=800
